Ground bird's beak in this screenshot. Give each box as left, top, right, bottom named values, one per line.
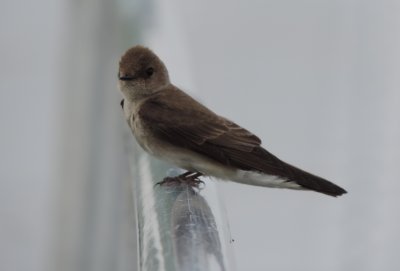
left=118, top=72, right=136, bottom=81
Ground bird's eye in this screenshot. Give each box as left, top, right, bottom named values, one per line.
left=146, top=67, right=154, bottom=77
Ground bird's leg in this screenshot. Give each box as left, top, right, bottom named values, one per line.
left=156, top=171, right=204, bottom=187
left=181, top=172, right=204, bottom=187
left=178, top=171, right=195, bottom=179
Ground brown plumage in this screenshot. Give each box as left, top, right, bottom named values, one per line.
left=138, top=87, right=347, bottom=197
left=118, top=45, right=347, bottom=197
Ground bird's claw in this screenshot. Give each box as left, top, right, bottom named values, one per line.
left=155, top=174, right=204, bottom=188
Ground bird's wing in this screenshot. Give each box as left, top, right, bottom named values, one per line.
left=139, top=88, right=282, bottom=172
left=139, top=88, right=347, bottom=196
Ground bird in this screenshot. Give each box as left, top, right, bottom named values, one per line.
left=118, top=45, right=347, bottom=197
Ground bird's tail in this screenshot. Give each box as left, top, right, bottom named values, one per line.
left=232, top=169, right=347, bottom=197
left=292, top=171, right=347, bottom=197
left=265, top=158, right=347, bottom=197
left=218, top=146, right=347, bottom=197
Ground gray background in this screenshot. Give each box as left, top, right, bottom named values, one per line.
left=1, top=0, right=399, bottom=270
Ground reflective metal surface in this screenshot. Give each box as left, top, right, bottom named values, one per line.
left=128, top=152, right=235, bottom=271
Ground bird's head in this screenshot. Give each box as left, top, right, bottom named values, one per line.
left=118, top=46, right=170, bottom=99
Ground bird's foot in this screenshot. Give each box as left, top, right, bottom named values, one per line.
left=156, top=172, right=204, bottom=188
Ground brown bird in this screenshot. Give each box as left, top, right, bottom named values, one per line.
left=118, top=45, right=347, bottom=197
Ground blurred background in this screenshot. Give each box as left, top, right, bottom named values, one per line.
left=1, top=0, right=400, bottom=270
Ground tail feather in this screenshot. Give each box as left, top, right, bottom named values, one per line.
left=252, top=147, right=347, bottom=197
left=293, top=172, right=347, bottom=197
left=281, top=162, right=347, bottom=197
left=241, top=147, right=347, bottom=197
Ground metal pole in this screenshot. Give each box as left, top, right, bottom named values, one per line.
left=126, top=140, right=235, bottom=271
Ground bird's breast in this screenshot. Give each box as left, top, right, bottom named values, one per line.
left=131, top=116, right=154, bottom=154
left=130, top=113, right=239, bottom=179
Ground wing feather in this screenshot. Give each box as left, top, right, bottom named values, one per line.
left=137, top=87, right=347, bottom=196
left=139, top=98, right=282, bottom=173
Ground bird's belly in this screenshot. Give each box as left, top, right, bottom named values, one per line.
left=150, top=142, right=236, bottom=178
left=131, top=119, right=156, bottom=154
left=131, top=118, right=231, bottom=176
left=131, top=118, right=300, bottom=189
left=134, top=132, right=302, bottom=189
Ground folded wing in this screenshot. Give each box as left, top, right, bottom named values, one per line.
left=139, top=87, right=347, bottom=196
